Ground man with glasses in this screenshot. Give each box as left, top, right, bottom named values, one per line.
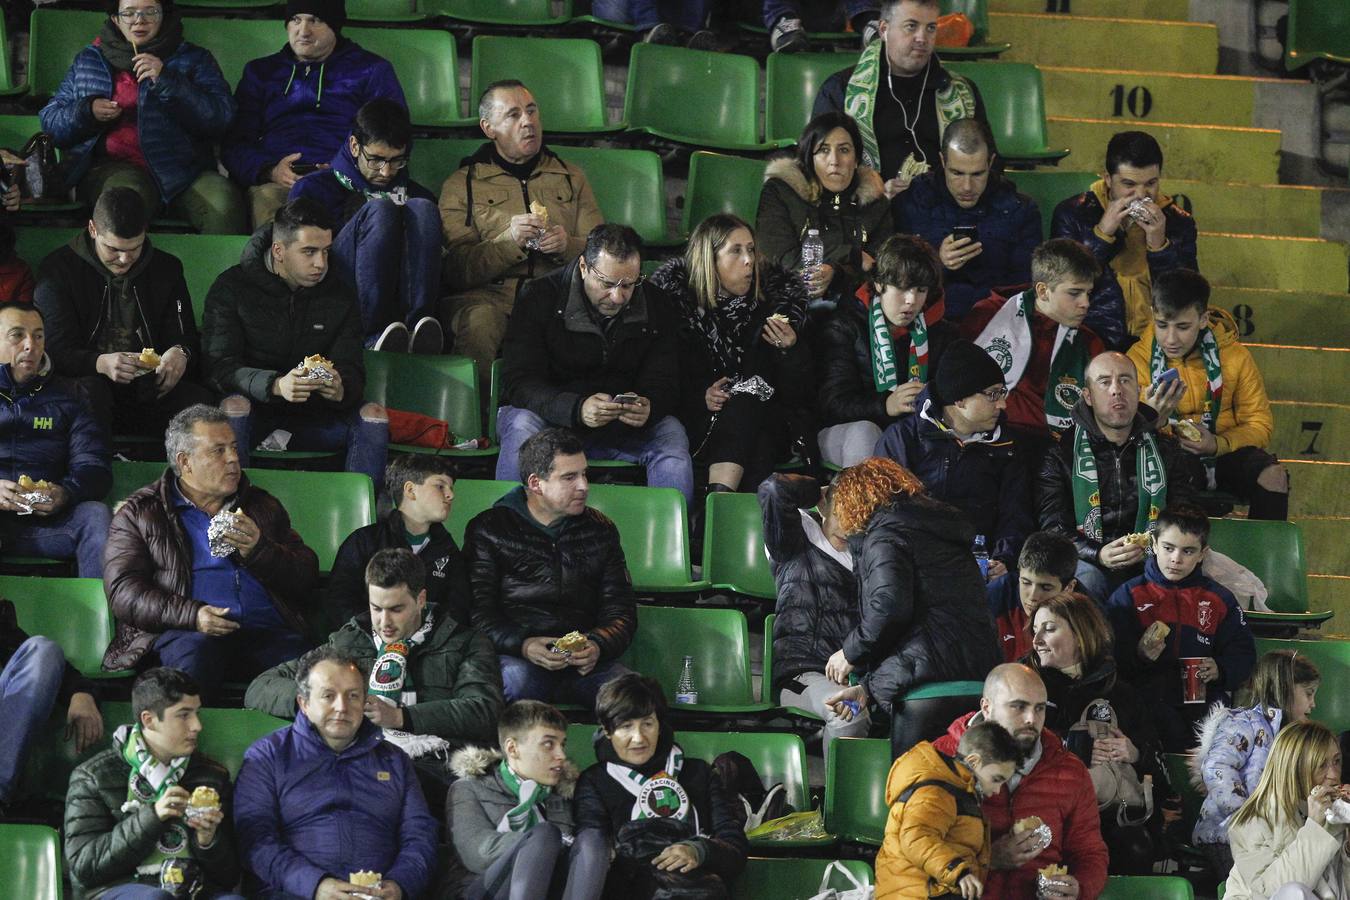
left=875, top=339, right=1033, bottom=581
left=291, top=99, right=442, bottom=353
left=222, top=0, right=406, bottom=230
left=494, top=224, right=693, bottom=505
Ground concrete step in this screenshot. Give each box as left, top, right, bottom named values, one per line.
left=1249, top=345, right=1350, bottom=406
left=1047, top=116, right=1282, bottom=183
left=1210, top=288, right=1350, bottom=348
left=1309, top=575, right=1347, bottom=624
left=1299, top=517, right=1350, bottom=578
left=1286, top=461, right=1350, bottom=517
left=1271, top=403, right=1350, bottom=463
left=1040, top=66, right=1281, bottom=128
left=1198, top=233, right=1349, bottom=294
left=1166, top=180, right=1342, bottom=241
left=991, top=0, right=1190, bottom=19
left=991, top=12, right=1218, bottom=74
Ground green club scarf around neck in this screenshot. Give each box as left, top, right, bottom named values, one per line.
left=496, top=759, right=550, bottom=833
left=1148, top=326, right=1223, bottom=434
left=974, top=290, right=1088, bottom=433
left=868, top=295, right=929, bottom=391
left=1071, top=426, right=1168, bottom=544
left=97, top=11, right=185, bottom=72
left=117, top=722, right=192, bottom=865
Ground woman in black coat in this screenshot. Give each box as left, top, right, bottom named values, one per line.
left=574, top=673, right=748, bottom=899
left=647, top=213, right=809, bottom=493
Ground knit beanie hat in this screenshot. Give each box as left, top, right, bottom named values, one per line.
left=932, top=339, right=1005, bottom=407
left=285, top=0, right=346, bottom=32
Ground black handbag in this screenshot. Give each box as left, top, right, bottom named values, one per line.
left=2, top=132, right=64, bottom=201
left=614, top=818, right=730, bottom=900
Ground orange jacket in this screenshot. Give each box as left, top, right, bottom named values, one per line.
left=876, top=741, right=990, bottom=899
left=1127, top=307, right=1273, bottom=455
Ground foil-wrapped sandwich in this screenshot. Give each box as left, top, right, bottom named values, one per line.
left=298, top=354, right=335, bottom=383
left=206, top=507, right=245, bottom=557
left=15, top=474, right=52, bottom=515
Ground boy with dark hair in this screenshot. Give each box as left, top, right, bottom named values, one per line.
left=1052, top=130, right=1198, bottom=345
left=1127, top=268, right=1286, bottom=520
left=1106, top=504, right=1257, bottom=750
left=876, top=720, right=1022, bottom=898
left=447, top=700, right=609, bottom=899
left=64, top=667, right=242, bottom=900
left=986, top=530, right=1079, bottom=663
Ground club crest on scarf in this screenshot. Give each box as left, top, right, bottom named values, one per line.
left=1052, top=378, right=1082, bottom=411
left=986, top=336, right=1014, bottom=375
left=372, top=642, right=409, bottom=691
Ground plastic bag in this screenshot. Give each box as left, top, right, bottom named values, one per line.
left=746, top=808, right=829, bottom=842
left=1204, top=549, right=1270, bottom=611
left=808, top=860, right=874, bottom=900
left=935, top=13, right=974, bottom=47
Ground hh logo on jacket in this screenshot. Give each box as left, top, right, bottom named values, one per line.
left=32, top=416, right=53, bottom=430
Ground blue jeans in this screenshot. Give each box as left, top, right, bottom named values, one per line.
left=591, top=0, right=708, bottom=30
left=226, top=402, right=389, bottom=486
left=763, top=0, right=877, bottom=28
left=154, top=627, right=310, bottom=697
left=499, top=655, right=632, bottom=706
left=0, top=500, right=112, bottom=577
left=495, top=406, right=694, bottom=506
left=331, top=198, right=442, bottom=345
left=100, top=888, right=246, bottom=900
left=0, top=636, right=64, bottom=803
left=1074, top=557, right=1140, bottom=606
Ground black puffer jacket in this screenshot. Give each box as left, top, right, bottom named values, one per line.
left=759, top=474, right=857, bottom=693
left=464, top=487, right=636, bottom=661
left=815, top=292, right=958, bottom=428
left=1036, top=401, right=1202, bottom=565
left=843, top=496, right=999, bottom=710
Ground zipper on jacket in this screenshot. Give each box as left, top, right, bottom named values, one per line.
left=519, top=181, right=536, bottom=280
left=176, top=298, right=187, bottom=340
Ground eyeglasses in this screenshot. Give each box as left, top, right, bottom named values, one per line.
left=980, top=386, right=1009, bottom=403
left=586, top=266, right=643, bottom=292
left=357, top=146, right=409, bottom=172
left=117, top=8, right=163, bottom=21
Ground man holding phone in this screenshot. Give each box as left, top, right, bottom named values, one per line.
left=894, top=119, right=1041, bottom=319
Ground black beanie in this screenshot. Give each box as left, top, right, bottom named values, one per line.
left=932, top=339, right=1005, bottom=407
left=286, top=0, right=346, bottom=32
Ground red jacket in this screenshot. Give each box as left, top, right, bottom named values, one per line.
left=933, top=712, right=1108, bottom=900
left=986, top=573, right=1032, bottom=664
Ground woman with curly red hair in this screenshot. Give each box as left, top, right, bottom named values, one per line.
left=824, top=457, right=1001, bottom=753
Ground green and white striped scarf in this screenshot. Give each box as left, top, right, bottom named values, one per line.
left=495, top=759, right=551, bottom=833
left=116, top=723, right=192, bottom=865
left=1070, top=426, right=1167, bottom=544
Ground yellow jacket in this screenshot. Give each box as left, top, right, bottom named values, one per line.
left=1127, top=307, right=1274, bottom=455
left=876, top=741, right=990, bottom=900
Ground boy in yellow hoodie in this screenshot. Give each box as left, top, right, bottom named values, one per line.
left=876, top=721, right=1022, bottom=899
left=1127, top=268, right=1288, bottom=520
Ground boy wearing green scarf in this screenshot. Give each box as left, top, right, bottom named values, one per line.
left=447, top=700, right=610, bottom=900
left=64, top=667, right=242, bottom=899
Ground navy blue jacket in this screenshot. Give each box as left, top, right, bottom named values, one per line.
left=289, top=139, right=435, bottom=230
left=233, top=714, right=439, bottom=899
left=222, top=39, right=405, bottom=186
left=40, top=41, right=235, bottom=203
left=874, top=388, right=1030, bottom=569
left=893, top=171, right=1041, bottom=320
left=0, top=358, right=109, bottom=502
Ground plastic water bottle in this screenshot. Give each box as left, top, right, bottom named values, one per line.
left=800, top=228, right=824, bottom=287
left=675, top=655, right=699, bottom=705
left=972, top=534, right=990, bottom=580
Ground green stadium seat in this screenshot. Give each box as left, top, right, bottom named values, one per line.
left=682, top=151, right=766, bottom=237
left=588, top=485, right=705, bottom=594
left=177, top=18, right=280, bottom=89
left=1100, top=876, right=1194, bottom=899
left=1163, top=752, right=1203, bottom=838
left=553, top=146, right=674, bottom=245
left=0, top=16, right=22, bottom=97
left=945, top=62, right=1069, bottom=165
left=0, top=825, right=61, bottom=900
left=761, top=612, right=825, bottom=721
left=736, top=858, right=874, bottom=898
left=937, top=0, right=1012, bottom=58
left=1207, top=518, right=1332, bottom=629
left=432, top=0, right=573, bottom=25
left=1254, top=638, right=1350, bottom=734
left=242, top=469, right=375, bottom=573
left=407, top=138, right=485, bottom=195
left=624, top=44, right=768, bottom=152
left=619, top=606, right=770, bottom=713
left=1007, top=169, right=1097, bottom=240
left=28, top=9, right=106, bottom=99
left=1284, top=0, right=1350, bottom=69
left=108, top=460, right=171, bottom=508
left=344, top=27, right=465, bottom=127
left=764, top=51, right=855, bottom=146
left=445, top=478, right=516, bottom=545
left=177, top=0, right=277, bottom=7
left=702, top=491, right=776, bottom=600
left=100, top=702, right=290, bottom=777
left=0, top=575, right=117, bottom=679
left=364, top=351, right=495, bottom=460
left=891, top=680, right=984, bottom=755
left=470, top=36, right=616, bottom=134
left=347, top=0, right=428, bottom=21
left=824, top=737, right=891, bottom=845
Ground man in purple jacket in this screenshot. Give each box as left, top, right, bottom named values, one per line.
left=221, top=0, right=406, bottom=230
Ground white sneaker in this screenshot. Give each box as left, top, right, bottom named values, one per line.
left=770, top=17, right=808, bottom=52
left=410, top=316, right=444, bottom=354
left=372, top=321, right=410, bottom=353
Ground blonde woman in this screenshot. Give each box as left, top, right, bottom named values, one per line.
left=1225, top=721, right=1350, bottom=900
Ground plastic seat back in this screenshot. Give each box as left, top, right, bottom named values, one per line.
left=365, top=351, right=481, bottom=445
left=736, top=858, right=875, bottom=899
left=29, top=8, right=106, bottom=98
left=764, top=51, right=855, bottom=145
left=0, top=825, right=61, bottom=900
left=1255, top=638, right=1350, bottom=734
left=617, top=606, right=758, bottom=709
left=624, top=44, right=763, bottom=149
left=471, top=36, right=608, bottom=132
left=1100, top=876, right=1195, bottom=899
left=242, top=469, right=376, bottom=573
left=150, top=233, right=250, bottom=327
left=945, top=61, right=1061, bottom=160
left=0, top=17, right=18, bottom=95
left=1285, top=0, right=1350, bottom=69
left=408, top=138, right=486, bottom=196
left=587, top=484, right=700, bottom=593
left=446, top=478, right=517, bottom=545
left=1162, top=752, right=1203, bottom=836
left=346, top=0, right=427, bottom=21
left=181, top=18, right=282, bottom=88
left=1207, top=518, right=1309, bottom=614
left=198, top=707, right=291, bottom=777
left=553, top=146, right=669, bottom=244
left=346, top=26, right=463, bottom=126
left=825, top=737, right=891, bottom=845
left=682, top=151, right=766, bottom=236
left=108, top=460, right=170, bottom=508
left=702, top=491, right=776, bottom=600
left=0, top=575, right=112, bottom=678
left=1007, top=170, right=1096, bottom=240
left=13, top=225, right=75, bottom=273
left=891, top=681, right=984, bottom=756
left=432, top=0, right=572, bottom=25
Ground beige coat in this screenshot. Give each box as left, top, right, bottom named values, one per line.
left=1225, top=815, right=1350, bottom=900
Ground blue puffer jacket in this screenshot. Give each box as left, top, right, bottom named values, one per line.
left=1190, top=702, right=1281, bottom=846
left=222, top=39, right=405, bottom=187
left=40, top=42, right=235, bottom=203
left=233, top=714, right=439, bottom=899
left=893, top=171, right=1042, bottom=320
left=289, top=138, right=435, bottom=229
left=0, top=357, right=110, bottom=502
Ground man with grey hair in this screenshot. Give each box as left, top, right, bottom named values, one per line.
left=438, top=79, right=604, bottom=399
left=894, top=117, right=1041, bottom=319
left=101, top=404, right=316, bottom=695
left=234, top=645, right=439, bottom=900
